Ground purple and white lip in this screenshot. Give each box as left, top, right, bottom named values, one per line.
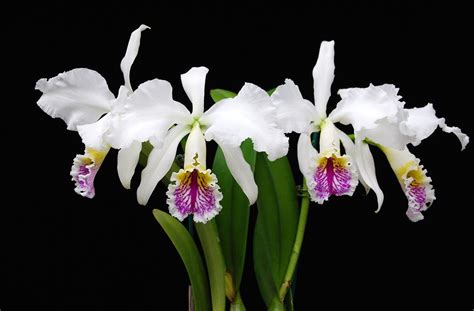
left=70, top=148, right=108, bottom=198
left=307, top=153, right=358, bottom=204
left=167, top=166, right=223, bottom=224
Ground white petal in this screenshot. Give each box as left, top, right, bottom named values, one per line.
left=400, top=103, right=469, bottom=150
left=439, top=119, right=469, bottom=150
left=336, top=128, right=369, bottom=193
left=354, top=139, right=384, bottom=211
left=358, top=110, right=412, bottom=150
left=329, top=84, right=404, bottom=132
left=120, top=24, right=150, bottom=91
left=201, top=83, right=289, bottom=161
left=313, top=41, right=335, bottom=119
left=35, top=68, right=114, bottom=130
left=117, top=140, right=142, bottom=189
left=107, top=79, right=191, bottom=149
left=297, top=133, right=318, bottom=182
left=137, top=125, right=190, bottom=205
left=218, top=143, right=258, bottom=205
left=271, top=79, right=319, bottom=133
left=181, top=67, right=209, bottom=117
left=77, top=113, right=112, bottom=150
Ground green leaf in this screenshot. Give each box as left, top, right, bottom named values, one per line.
left=195, top=221, right=227, bottom=311
left=213, top=139, right=256, bottom=296
left=153, top=210, right=211, bottom=311
left=253, top=154, right=299, bottom=307
left=210, top=89, right=237, bottom=102
left=267, top=88, right=276, bottom=96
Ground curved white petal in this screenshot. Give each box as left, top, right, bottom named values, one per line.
left=358, top=110, right=412, bottom=150
left=400, top=103, right=469, bottom=150
left=137, top=125, right=190, bottom=205
left=329, top=84, right=404, bottom=132
left=120, top=24, right=150, bottom=91
left=201, top=83, right=289, bottom=161
left=271, top=79, right=319, bottom=133
left=218, top=143, right=258, bottom=205
left=181, top=67, right=209, bottom=117
left=336, top=128, right=369, bottom=193
left=107, top=79, right=191, bottom=149
left=117, top=140, right=142, bottom=189
left=313, top=41, right=335, bottom=119
left=297, top=133, right=318, bottom=182
left=77, top=113, right=112, bottom=150
left=35, top=68, right=114, bottom=130
left=354, top=139, right=384, bottom=211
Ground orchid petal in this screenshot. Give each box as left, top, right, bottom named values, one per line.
left=35, top=68, right=114, bottom=130
left=336, top=128, right=369, bottom=193
left=218, top=143, right=258, bottom=205
left=297, top=132, right=318, bottom=184
left=107, top=79, right=191, bottom=149
left=329, top=84, right=404, bottom=132
left=201, top=83, right=289, bottom=161
left=120, top=24, right=150, bottom=91
left=181, top=67, right=209, bottom=117
left=313, top=41, right=335, bottom=119
left=354, top=140, right=384, bottom=211
left=117, top=140, right=142, bottom=189
left=77, top=113, right=112, bottom=150
left=137, top=125, right=190, bottom=205
left=70, top=147, right=109, bottom=198
left=382, top=146, right=436, bottom=222
left=271, top=79, right=318, bottom=133
left=400, top=103, right=469, bottom=150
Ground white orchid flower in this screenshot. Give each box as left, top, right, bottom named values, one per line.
left=331, top=85, right=469, bottom=220
left=271, top=41, right=359, bottom=204
left=35, top=25, right=150, bottom=198
left=110, top=67, right=288, bottom=223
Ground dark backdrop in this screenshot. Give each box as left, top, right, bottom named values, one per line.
left=3, top=1, right=473, bottom=310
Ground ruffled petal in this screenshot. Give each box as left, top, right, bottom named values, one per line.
left=400, top=103, right=469, bottom=150
left=271, top=79, right=319, bottom=133
left=201, top=83, right=289, bottom=161
left=107, top=79, right=191, bottom=149
left=312, top=41, right=335, bottom=119
left=167, top=166, right=223, bottom=223
left=382, top=147, right=436, bottom=222
left=35, top=68, right=114, bottom=130
left=70, top=147, right=109, bottom=198
left=308, top=152, right=358, bottom=204
left=117, top=140, right=142, bottom=189
left=137, top=125, right=190, bottom=205
left=354, top=140, right=384, bottom=211
left=181, top=67, right=209, bottom=117
left=218, top=143, right=258, bottom=205
left=329, top=84, right=404, bottom=132
left=120, top=24, right=150, bottom=91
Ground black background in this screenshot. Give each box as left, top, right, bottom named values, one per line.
left=3, top=1, right=473, bottom=310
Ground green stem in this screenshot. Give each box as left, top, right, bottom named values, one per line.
left=278, top=179, right=310, bottom=302
left=230, top=291, right=246, bottom=311
left=195, top=221, right=226, bottom=311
